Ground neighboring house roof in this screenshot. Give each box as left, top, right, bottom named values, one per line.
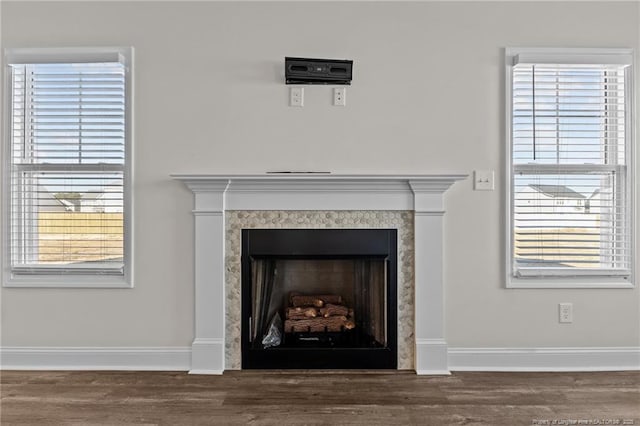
left=82, top=192, right=102, bottom=201
left=37, top=191, right=70, bottom=212
left=528, top=184, right=585, bottom=200
left=58, top=199, right=75, bottom=210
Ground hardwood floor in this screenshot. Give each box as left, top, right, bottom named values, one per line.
left=1, top=370, right=638, bottom=425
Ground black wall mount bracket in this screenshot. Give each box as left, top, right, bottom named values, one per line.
left=285, top=57, right=353, bottom=85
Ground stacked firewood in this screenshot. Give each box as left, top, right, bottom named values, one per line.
left=284, top=293, right=356, bottom=333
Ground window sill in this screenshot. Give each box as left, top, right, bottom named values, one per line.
left=507, top=276, right=634, bottom=289
left=3, top=274, right=132, bottom=289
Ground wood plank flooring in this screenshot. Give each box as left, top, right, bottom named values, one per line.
left=1, top=370, right=639, bottom=425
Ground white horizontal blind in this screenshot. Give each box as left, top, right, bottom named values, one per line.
left=9, top=60, right=126, bottom=275
left=511, top=61, right=631, bottom=278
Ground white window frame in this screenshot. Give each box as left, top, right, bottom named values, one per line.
left=2, top=47, right=134, bottom=288
left=505, top=47, right=635, bottom=289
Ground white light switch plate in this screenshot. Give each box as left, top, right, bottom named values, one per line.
left=474, top=170, right=495, bottom=191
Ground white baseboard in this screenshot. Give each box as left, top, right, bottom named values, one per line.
left=0, top=347, right=191, bottom=371
left=2, top=346, right=638, bottom=372
left=448, top=347, right=640, bottom=372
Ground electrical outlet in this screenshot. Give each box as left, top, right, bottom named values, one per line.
left=333, top=87, right=346, bottom=106
left=559, top=303, right=573, bottom=323
left=290, top=87, right=304, bottom=107
left=474, top=170, right=495, bottom=191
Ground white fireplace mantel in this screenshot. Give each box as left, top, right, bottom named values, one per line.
left=172, top=173, right=467, bottom=374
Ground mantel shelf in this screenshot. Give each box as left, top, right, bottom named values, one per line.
left=171, top=173, right=467, bottom=188
left=171, top=173, right=467, bottom=180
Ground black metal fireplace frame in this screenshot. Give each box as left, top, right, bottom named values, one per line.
left=241, top=228, right=398, bottom=369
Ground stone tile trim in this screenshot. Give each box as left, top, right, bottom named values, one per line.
left=225, top=210, right=415, bottom=370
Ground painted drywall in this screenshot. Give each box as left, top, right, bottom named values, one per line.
left=1, top=1, right=638, bottom=351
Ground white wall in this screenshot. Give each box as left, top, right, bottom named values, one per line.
left=1, top=1, right=638, bottom=351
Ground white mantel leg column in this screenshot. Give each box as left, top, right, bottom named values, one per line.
left=410, top=181, right=453, bottom=375
left=187, top=182, right=228, bottom=374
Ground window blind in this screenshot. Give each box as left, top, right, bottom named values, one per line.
left=511, top=61, right=631, bottom=278
left=9, top=60, right=126, bottom=275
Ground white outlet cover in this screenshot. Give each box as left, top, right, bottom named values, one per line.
left=333, top=87, right=346, bottom=106
left=559, top=303, right=573, bottom=323
left=290, top=87, right=304, bottom=107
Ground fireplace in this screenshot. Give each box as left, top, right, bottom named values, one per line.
left=242, top=229, right=397, bottom=369
left=172, top=174, right=466, bottom=374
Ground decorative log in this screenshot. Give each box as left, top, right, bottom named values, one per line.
left=284, top=316, right=355, bottom=333
left=286, top=307, right=317, bottom=319
left=290, top=295, right=324, bottom=308
left=320, top=304, right=349, bottom=318
left=318, top=295, right=343, bottom=305
left=290, top=294, right=343, bottom=307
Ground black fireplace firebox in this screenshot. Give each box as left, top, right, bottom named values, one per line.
left=241, top=229, right=397, bottom=369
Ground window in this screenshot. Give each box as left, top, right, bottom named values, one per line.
left=506, top=48, right=634, bottom=288
left=3, top=47, right=133, bottom=287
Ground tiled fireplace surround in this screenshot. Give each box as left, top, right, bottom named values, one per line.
left=173, top=174, right=466, bottom=374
